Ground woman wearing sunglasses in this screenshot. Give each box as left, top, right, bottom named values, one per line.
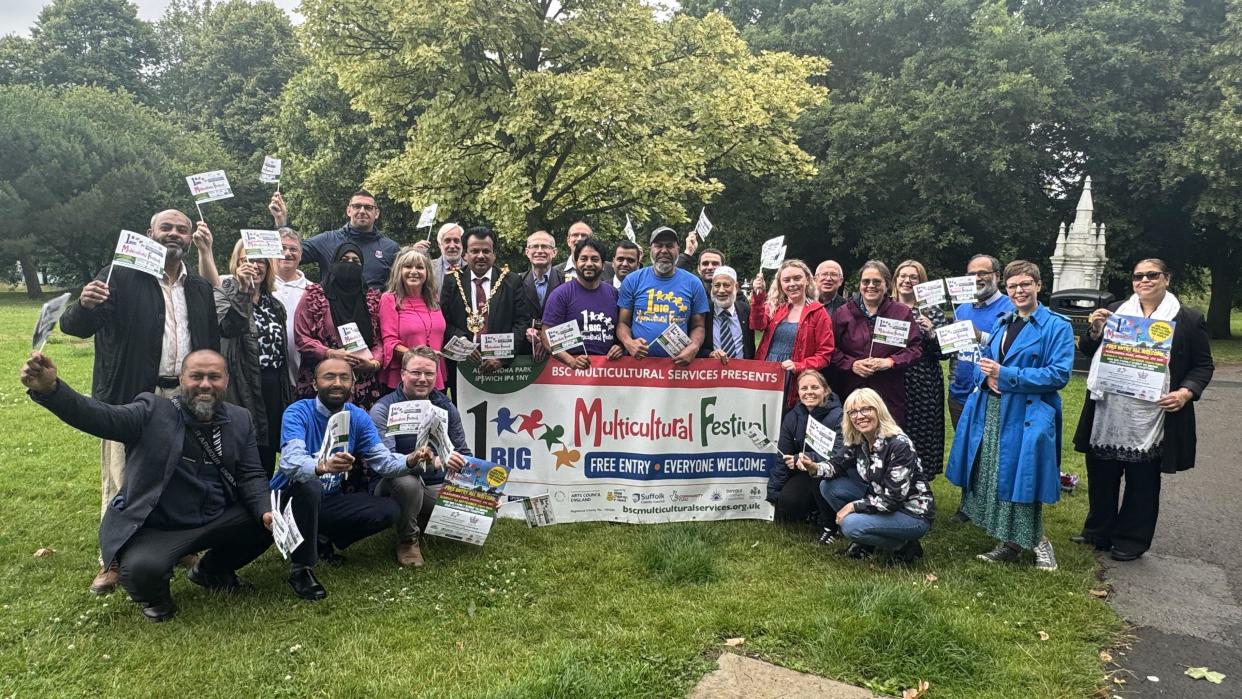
left=1072, top=259, right=1214, bottom=561
left=946, top=260, right=1074, bottom=571
left=802, top=387, right=935, bottom=563
left=829, top=260, right=922, bottom=426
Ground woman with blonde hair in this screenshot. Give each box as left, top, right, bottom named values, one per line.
left=890, top=259, right=949, bottom=474
left=215, top=238, right=294, bottom=474
left=750, top=259, right=835, bottom=410
left=830, top=260, right=922, bottom=426
left=802, top=387, right=934, bottom=563
left=378, top=247, right=446, bottom=390
left=768, top=370, right=845, bottom=542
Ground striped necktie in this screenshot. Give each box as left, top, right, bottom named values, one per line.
left=717, top=309, right=741, bottom=358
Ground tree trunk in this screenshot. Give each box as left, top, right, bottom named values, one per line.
left=1206, top=249, right=1237, bottom=339
left=18, top=255, right=43, bottom=299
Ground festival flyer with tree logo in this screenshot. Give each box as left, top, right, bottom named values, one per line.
left=1096, top=315, right=1176, bottom=402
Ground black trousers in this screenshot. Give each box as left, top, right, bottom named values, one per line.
left=117, top=503, right=271, bottom=606
left=774, top=471, right=832, bottom=528
left=257, top=368, right=285, bottom=477
left=1082, top=453, right=1162, bottom=555
left=282, top=480, right=400, bottom=568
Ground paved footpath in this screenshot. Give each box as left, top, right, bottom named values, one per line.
left=1101, top=364, right=1242, bottom=697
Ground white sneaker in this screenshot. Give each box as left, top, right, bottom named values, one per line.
left=1034, top=539, right=1058, bottom=571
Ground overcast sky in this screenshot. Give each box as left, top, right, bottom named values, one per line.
left=1, top=0, right=302, bottom=37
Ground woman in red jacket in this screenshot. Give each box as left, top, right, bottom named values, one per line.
left=750, top=259, right=836, bottom=410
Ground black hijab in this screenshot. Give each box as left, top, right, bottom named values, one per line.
left=324, top=241, right=373, bottom=346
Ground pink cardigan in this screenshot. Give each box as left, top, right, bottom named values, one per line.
left=378, top=291, right=447, bottom=389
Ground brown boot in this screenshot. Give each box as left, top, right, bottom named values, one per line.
left=395, top=539, right=425, bottom=567
left=89, top=561, right=119, bottom=595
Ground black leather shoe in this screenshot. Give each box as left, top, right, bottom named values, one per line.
left=187, top=564, right=250, bottom=593
left=1070, top=535, right=1112, bottom=551
left=1110, top=548, right=1143, bottom=562
left=141, top=600, right=177, bottom=622
left=891, top=540, right=924, bottom=565
left=288, top=569, right=327, bottom=601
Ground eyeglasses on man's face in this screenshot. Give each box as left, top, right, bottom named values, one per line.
left=859, top=278, right=885, bottom=287
left=348, top=203, right=377, bottom=212
left=401, top=369, right=436, bottom=379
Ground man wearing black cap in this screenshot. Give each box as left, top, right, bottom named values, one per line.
left=616, top=227, right=709, bottom=367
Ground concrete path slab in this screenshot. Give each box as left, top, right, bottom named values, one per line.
left=688, top=653, right=893, bottom=699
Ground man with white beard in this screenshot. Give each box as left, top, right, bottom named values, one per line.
left=616, top=227, right=708, bottom=367
left=61, top=209, right=224, bottom=595
left=698, top=266, right=755, bottom=362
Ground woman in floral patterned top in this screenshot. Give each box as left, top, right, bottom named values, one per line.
left=802, top=387, right=935, bottom=563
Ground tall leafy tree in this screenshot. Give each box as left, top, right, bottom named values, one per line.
left=156, top=0, right=303, bottom=161
left=0, top=0, right=158, bottom=98
left=0, top=85, right=229, bottom=296
left=300, top=0, right=827, bottom=239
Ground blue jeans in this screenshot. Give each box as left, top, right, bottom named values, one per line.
left=820, top=470, right=930, bottom=550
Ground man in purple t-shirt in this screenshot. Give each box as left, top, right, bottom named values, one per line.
left=541, top=238, right=624, bottom=368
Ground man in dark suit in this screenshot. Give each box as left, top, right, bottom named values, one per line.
left=60, top=208, right=225, bottom=595
left=22, top=350, right=275, bottom=622
left=699, top=266, right=756, bottom=362
left=517, top=230, right=565, bottom=359
left=440, top=227, right=532, bottom=395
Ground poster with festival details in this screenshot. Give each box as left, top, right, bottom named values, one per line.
left=1096, top=315, right=1176, bottom=402
left=457, top=357, right=781, bottom=524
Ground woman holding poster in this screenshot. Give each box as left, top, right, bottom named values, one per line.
left=890, top=260, right=948, bottom=474
left=830, top=261, right=922, bottom=426
left=750, top=259, right=835, bottom=411
left=1072, top=258, right=1214, bottom=561
left=946, top=261, right=1073, bottom=571
left=809, top=388, right=935, bottom=564
left=215, top=240, right=295, bottom=474
left=378, top=248, right=446, bottom=391
left=294, top=242, right=385, bottom=409
left=768, top=370, right=844, bottom=541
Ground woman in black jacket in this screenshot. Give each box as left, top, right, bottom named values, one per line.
left=768, top=370, right=843, bottom=542
left=1073, top=258, right=1214, bottom=561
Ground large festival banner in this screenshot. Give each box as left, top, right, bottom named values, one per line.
left=456, top=357, right=783, bottom=524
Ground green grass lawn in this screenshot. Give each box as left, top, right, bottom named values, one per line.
left=0, top=296, right=1128, bottom=697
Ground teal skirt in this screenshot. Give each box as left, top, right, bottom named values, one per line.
left=961, top=394, right=1043, bottom=550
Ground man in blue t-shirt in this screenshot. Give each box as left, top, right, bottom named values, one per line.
left=948, top=254, right=1016, bottom=426
left=617, top=227, right=709, bottom=365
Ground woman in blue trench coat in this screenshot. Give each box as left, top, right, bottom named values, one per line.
left=946, top=260, right=1074, bottom=571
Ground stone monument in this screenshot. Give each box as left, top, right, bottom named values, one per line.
left=1050, top=176, right=1107, bottom=292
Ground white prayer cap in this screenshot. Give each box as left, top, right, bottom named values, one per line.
left=712, top=266, right=738, bottom=282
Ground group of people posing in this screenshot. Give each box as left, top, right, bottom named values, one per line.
left=21, top=188, right=1215, bottom=622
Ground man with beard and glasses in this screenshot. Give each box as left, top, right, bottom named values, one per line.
left=299, top=189, right=401, bottom=290
left=430, top=223, right=465, bottom=289
left=541, top=237, right=624, bottom=368
left=22, top=351, right=276, bottom=622
left=61, top=209, right=225, bottom=596
left=611, top=241, right=642, bottom=290
left=616, top=227, right=708, bottom=366
left=697, top=266, right=755, bottom=363
left=948, top=254, right=1015, bottom=427
left=272, top=358, right=421, bottom=599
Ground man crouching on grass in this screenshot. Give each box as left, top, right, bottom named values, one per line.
left=22, top=350, right=275, bottom=622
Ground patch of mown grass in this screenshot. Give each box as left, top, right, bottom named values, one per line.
left=0, top=296, right=1124, bottom=697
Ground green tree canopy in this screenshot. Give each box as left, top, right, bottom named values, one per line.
left=300, top=0, right=827, bottom=239
left=0, top=85, right=230, bottom=295
left=0, top=0, right=159, bottom=98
